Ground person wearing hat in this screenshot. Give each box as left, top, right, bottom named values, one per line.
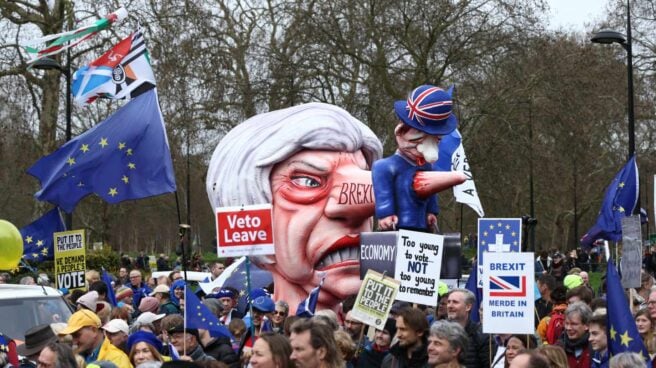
left=16, top=324, right=58, bottom=364
left=239, top=295, right=275, bottom=357
left=139, top=296, right=160, bottom=315
left=167, top=323, right=215, bottom=362
left=102, top=319, right=130, bottom=354
left=373, top=84, right=463, bottom=232
left=358, top=318, right=397, bottom=368
left=150, top=284, right=181, bottom=315
left=58, top=309, right=133, bottom=367
left=127, top=330, right=168, bottom=366
left=216, top=288, right=243, bottom=325
left=549, top=252, right=569, bottom=282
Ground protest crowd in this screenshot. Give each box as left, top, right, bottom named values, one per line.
left=0, top=246, right=653, bottom=368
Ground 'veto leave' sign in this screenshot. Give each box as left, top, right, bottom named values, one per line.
left=216, top=204, right=274, bottom=257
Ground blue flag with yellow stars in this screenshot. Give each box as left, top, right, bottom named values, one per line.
left=20, top=207, right=65, bottom=262
left=607, top=259, right=650, bottom=361
left=580, top=156, right=638, bottom=249
left=184, top=286, right=232, bottom=339
left=476, top=218, right=521, bottom=287
left=27, top=89, right=176, bottom=213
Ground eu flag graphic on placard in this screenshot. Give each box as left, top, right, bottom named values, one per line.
left=27, top=89, right=176, bottom=213
left=20, top=207, right=66, bottom=262
left=477, top=218, right=522, bottom=287
left=489, top=276, right=527, bottom=297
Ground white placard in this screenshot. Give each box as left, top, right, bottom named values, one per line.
left=482, top=252, right=534, bottom=334
left=393, top=230, right=444, bottom=306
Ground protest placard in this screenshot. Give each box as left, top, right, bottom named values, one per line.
left=216, top=204, right=274, bottom=257
left=482, top=252, right=534, bottom=334
left=359, top=232, right=397, bottom=279
left=393, top=230, right=443, bottom=306
left=350, top=270, right=400, bottom=330
left=621, top=215, right=642, bottom=288
left=477, top=218, right=522, bottom=287
left=54, top=230, right=86, bottom=291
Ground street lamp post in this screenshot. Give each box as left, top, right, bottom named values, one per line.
left=30, top=53, right=73, bottom=230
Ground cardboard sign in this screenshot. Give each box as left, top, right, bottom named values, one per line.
left=482, top=252, right=534, bottom=334
left=54, top=230, right=86, bottom=291
left=350, top=270, right=400, bottom=330
left=477, top=218, right=522, bottom=287
left=621, top=215, right=642, bottom=288
left=393, top=230, right=444, bottom=306
left=216, top=204, right=274, bottom=257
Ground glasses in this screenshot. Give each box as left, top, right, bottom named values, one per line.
left=130, top=275, right=140, bottom=279
left=273, top=311, right=287, bottom=316
left=648, top=301, right=656, bottom=305
left=345, top=319, right=362, bottom=326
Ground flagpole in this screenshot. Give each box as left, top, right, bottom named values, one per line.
left=183, top=285, right=187, bottom=357
left=246, top=256, right=255, bottom=340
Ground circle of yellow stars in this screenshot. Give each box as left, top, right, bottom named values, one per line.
left=479, top=221, right=519, bottom=247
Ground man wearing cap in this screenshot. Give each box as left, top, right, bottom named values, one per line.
left=240, top=295, right=275, bottom=356
left=134, top=311, right=166, bottom=336
left=358, top=318, right=396, bottom=368
left=217, top=288, right=243, bottom=325
left=167, top=323, right=215, bottom=362
left=373, top=85, right=462, bottom=232
left=151, top=284, right=181, bottom=315
left=16, top=324, right=58, bottom=365
left=59, top=309, right=132, bottom=367
left=102, top=319, right=130, bottom=354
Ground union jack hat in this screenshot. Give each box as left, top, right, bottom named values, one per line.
left=394, top=85, right=457, bottom=135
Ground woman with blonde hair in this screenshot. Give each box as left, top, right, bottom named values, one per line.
left=127, top=331, right=168, bottom=366
left=635, top=308, right=656, bottom=357
left=535, top=344, right=569, bottom=368
left=249, top=332, right=294, bottom=368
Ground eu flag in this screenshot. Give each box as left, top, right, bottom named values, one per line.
left=19, top=207, right=65, bottom=262
left=606, top=259, right=650, bottom=361
left=581, top=156, right=638, bottom=248
left=184, top=286, right=232, bottom=339
left=27, top=89, right=176, bottom=213
left=101, top=269, right=118, bottom=307
left=463, top=268, right=481, bottom=323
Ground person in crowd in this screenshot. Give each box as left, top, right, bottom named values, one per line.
left=358, top=318, right=396, bottom=368
left=648, top=290, right=656, bottom=321
left=76, top=290, right=100, bottom=312
left=334, top=330, right=356, bottom=368
left=228, top=318, right=247, bottom=353
left=290, top=318, right=343, bottom=368
left=150, top=284, right=181, bottom=315
left=590, top=298, right=607, bottom=315
left=240, top=295, right=275, bottom=356
left=550, top=252, right=569, bottom=282
left=116, top=286, right=134, bottom=306
left=535, top=251, right=552, bottom=277
left=535, top=345, right=569, bottom=368
left=608, top=351, right=648, bottom=368
left=127, top=330, right=167, bottom=366
left=566, top=285, right=593, bottom=306
left=426, top=320, right=468, bottom=368
left=110, top=305, right=132, bottom=325
left=117, top=267, right=130, bottom=286
left=588, top=314, right=609, bottom=368
left=36, top=341, right=78, bottom=368
left=537, top=285, right=568, bottom=344
left=17, top=324, right=59, bottom=365
left=270, top=301, right=289, bottom=334
left=85, top=270, right=101, bottom=286
left=140, top=296, right=161, bottom=315
left=19, top=275, right=36, bottom=285
left=120, top=253, right=133, bottom=269
left=157, top=254, right=170, bottom=271
left=509, top=350, right=550, bottom=368
left=167, top=323, right=215, bottom=362
left=102, top=319, right=130, bottom=354
left=635, top=271, right=654, bottom=308
left=216, top=288, right=243, bottom=325
left=59, top=309, right=132, bottom=367
left=0, top=333, right=19, bottom=367
left=504, top=335, right=537, bottom=368
left=446, top=288, right=494, bottom=368
left=206, top=103, right=383, bottom=313
left=135, top=312, right=166, bottom=336
left=207, top=262, right=225, bottom=282
left=169, top=279, right=186, bottom=312
left=97, top=301, right=113, bottom=324
left=535, top=274, right=556, bottom=327
left=127, top=269, right=153, bottom=312
left=314, top=309, right=340, bottom=331
left=248, top=332, right=294, bottom=368
left=382, top=306, right=428, bottom=368
left=136, top=251, right=149, bottom=270
left=343, top=309, right=367, bottom=357
left=199, top=325, right=239, bottom=367
left=90, top=280, right=109, bottom=302
left=556, top=301, right=592, bottom=368
left=634, top=309, right=656, bottom=358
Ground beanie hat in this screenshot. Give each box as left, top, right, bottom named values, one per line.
left=564, top=274, right=584, bottom=290
left=76, top=291, right=99, bottom=311
left=127, top=330, right=163, bottom=352
left=115, top=286, right=133, bottom=301
left=139, top=296, right=159, bottom=313
left=383, top=318, right=397, bottom=337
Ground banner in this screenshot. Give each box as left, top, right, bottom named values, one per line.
left=216, top=204, right=274, bottom=257
left=393, top=230, right=444, bottom=306
left=477, top=218, right=522, bottom=287
left=621, top=215, right=642, bottom=288
left=54, top=230, right=86, bottom=291
left=482, top=252, right=534, bottom=334
left=350, top=270, right=400, bottom=330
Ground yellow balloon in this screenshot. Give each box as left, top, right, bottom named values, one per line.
left=0, top=220, right=24, bottom=270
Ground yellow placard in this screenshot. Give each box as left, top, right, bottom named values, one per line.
left=54, top=230, right=86, bottom=291
left=350, top=270, right=400, bottom=330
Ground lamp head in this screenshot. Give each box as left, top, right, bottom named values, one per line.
left=29, top=57, right=64, bottom=72
left=591, top=30, right=626, bottom=45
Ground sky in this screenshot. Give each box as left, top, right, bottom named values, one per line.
left=546, top=0, right=611, bottom=32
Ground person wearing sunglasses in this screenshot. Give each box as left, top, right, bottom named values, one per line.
left=270, top=301, right=289, bottom=335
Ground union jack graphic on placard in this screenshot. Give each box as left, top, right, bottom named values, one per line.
left=489, top=275, right=526, bottom=297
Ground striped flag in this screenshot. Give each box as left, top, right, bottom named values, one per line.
left=23, top=8, right=128, bottom=62
left=71, top=29, right=156, bottom=106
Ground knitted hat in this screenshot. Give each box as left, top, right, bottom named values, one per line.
left=126, top=330, right=162, bottom=352
left=76, top=291, right=99, bottom=312
left=564, top=275, right=584, bottom=290
left=115, top=286, right=133, bottom=301
left=383, top=318, right=397, bottom=337
left=139, top=296, right=159, bottom=313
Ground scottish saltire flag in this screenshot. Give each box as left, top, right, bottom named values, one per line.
left=477, top=218, right=522, bottom=287
left=101, top=269, right=117, bottom=307
left=23, top=8, right=128, bottom=62
left=580, top=156, right=638, bottom=249
left=463, top=269, right=481, bottom=323
left=433, top=129, right=485, bottom=217
left=184, top=287, right=232, bottom=339
left=296, top=274, right=326, bottom=318
left=489, top=276, right=527, bottom=297
left=72, top=29, right=156, bottom=106
left=27, top=89, right=176, bottom=213
left=607, top=260, right=651, bottom=362
left=20, top=207, right=65, bottom=262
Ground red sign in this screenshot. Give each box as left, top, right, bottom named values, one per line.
left=217, top=206, right=273, bottom=248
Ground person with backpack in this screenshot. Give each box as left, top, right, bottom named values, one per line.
left=537, top=285, right=568, bottom=344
